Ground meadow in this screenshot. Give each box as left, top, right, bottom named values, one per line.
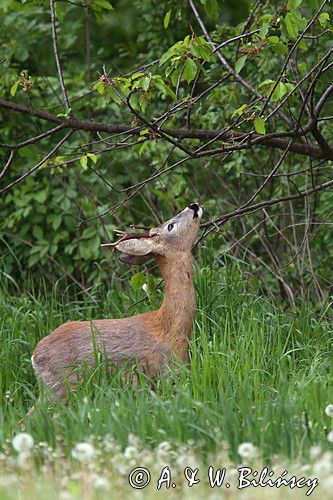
left=0, top=258, right=332, bottom=498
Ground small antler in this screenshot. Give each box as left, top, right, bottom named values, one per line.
left=101, top=226, right=154, bottom=248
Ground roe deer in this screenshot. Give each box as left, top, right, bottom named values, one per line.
left=30, top=203, right=203, bottom=404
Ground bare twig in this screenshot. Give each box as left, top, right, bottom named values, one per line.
left=50, top=0, right=70, bottom=111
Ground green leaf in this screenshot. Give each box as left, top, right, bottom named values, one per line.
left=297, top=62, right=307, bottom=72
left=164, top=9, right=171, bottom=29
left=271, top=81, right=287, bottom=102
left=285, top=12, right=299, bottom=39
left=284, top=83, right=295, bottom=93
left=131, top=272, right=146, bottom=291
left=52, top=214, right=62, bottom=231
left=93, top=0, right=113, bottom=10
left=81, top=227, right=97, bottom=240
left=34, top=190, right=47, bottom=203
left=153, top=77, right=177, bottom=101
left=271, top=42, right=288, bottom=55
left=201, top=0, right=219, bottom=19
left=28, top=253, right=40, bottom=268
left=159, top=49, right=175, bottom=67
left=287, top=0, right=303, bottom=10
left=182, top=58, right=197, bottom=84
left=109, top=86, right=124, bottom=104
left=130, top=72, right=145, bottom=81
left=231, top=104, right=247, bottom=118
left=258, top=79, right=275, bottom=88
left=93, top=81, right=105, bottom=95
left=138, top=141, right=149, bottom=156
left=235, top=55, right=247, bottom=74
left=260, top=21, right=270, bottom=40
left=159, top=41, right=182, bottom=66
left=87, top=153, right=98, bottom=164
left=10, top=81, right=19, bottom=97
left=190, top=37, right=213, bottom=61
left=140, top=76, right=150, bottom=91
left=146, top=274, right=157, bottom=299
left=32, top=226, right=43, bottom=240
left=254, top=117, right=266, bottom=135
left=80, top=156, right=88, bottom=170
left=285, top=11, right=307, bottom=40
left=268, top=36, right=279, bottom=44
left=319, top=12, right=330, bottom=29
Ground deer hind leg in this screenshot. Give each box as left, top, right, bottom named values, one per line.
left=31, top=351, right=74, bottom=405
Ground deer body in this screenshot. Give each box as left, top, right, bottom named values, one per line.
left=31, top=204, right=202, bottom=402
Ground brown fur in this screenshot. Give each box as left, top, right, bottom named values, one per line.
left=31, top=205, right=202, bottom=403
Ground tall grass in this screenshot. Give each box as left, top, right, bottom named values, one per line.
left=0, top=258, right=332, bottom=462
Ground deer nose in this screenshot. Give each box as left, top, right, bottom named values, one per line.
left=188, top=203, right=199, bottom=213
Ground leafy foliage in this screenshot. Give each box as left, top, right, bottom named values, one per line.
left=0, top=0, right=332, bottom=299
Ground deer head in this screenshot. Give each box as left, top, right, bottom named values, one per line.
left=102, top=203, right=203, bottom=265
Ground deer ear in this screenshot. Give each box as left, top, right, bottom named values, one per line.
left=115, top=238, right=154, bottom=256
left=118, top=253, right=150, bottom=266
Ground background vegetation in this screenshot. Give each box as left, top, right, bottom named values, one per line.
left=0, top=0, right=332, bottom=498
left=0, top=0, right=332, bottom=303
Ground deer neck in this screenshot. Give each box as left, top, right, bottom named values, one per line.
left=154, top=252, right=196, bottom=348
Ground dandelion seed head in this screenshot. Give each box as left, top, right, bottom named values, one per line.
left=157, top=441, right=171, bottom=453
left=128, top=433, right=141, bottom=448
left=94, top=476, right=110, bottom=490
left=124, top=445, right=139, bottom=461
left=310, top=445, right=322, bottom=459
left=71, top=442, right=96, bottom=463
left=12, top=433, right=34, bottom=452
left=325, top=404, right=333, bottom=418
left=237, top=442, right=257, bottom=460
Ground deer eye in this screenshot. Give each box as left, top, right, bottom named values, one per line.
left=167, top=223, right=174, bottom=232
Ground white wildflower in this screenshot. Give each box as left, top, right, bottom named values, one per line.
left=225, top=468, right=239, bottom=482
left=157, top=441, right=171, bottom=453
left=12, top=433, right=34, bottom=452
left=124, top=445, right=139, bottom=460
left=94, top=476, right=110, bottom=490
left=156, top=441, right=174, bottom=462
left=237, top=442, right=257, bottom=460
left=327, top=431, right=333, bottom=443
left=175, top=453, right=195, bottom=470
left=71, top=442, right=96, bottom=463
left=128, top=433, right=142, bottom=448
left=325, top=404, right=333, bottom=418
left=310, top=445, right=322, bottom=459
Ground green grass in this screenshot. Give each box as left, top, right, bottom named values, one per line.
left=0, top=258, right=332, bottom=465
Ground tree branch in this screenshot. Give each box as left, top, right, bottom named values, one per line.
left=50, top=0, right=70, bottom=111
left=0, top=99, right=331, bottom=160
left=202, top=178, right=333, bottom=228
